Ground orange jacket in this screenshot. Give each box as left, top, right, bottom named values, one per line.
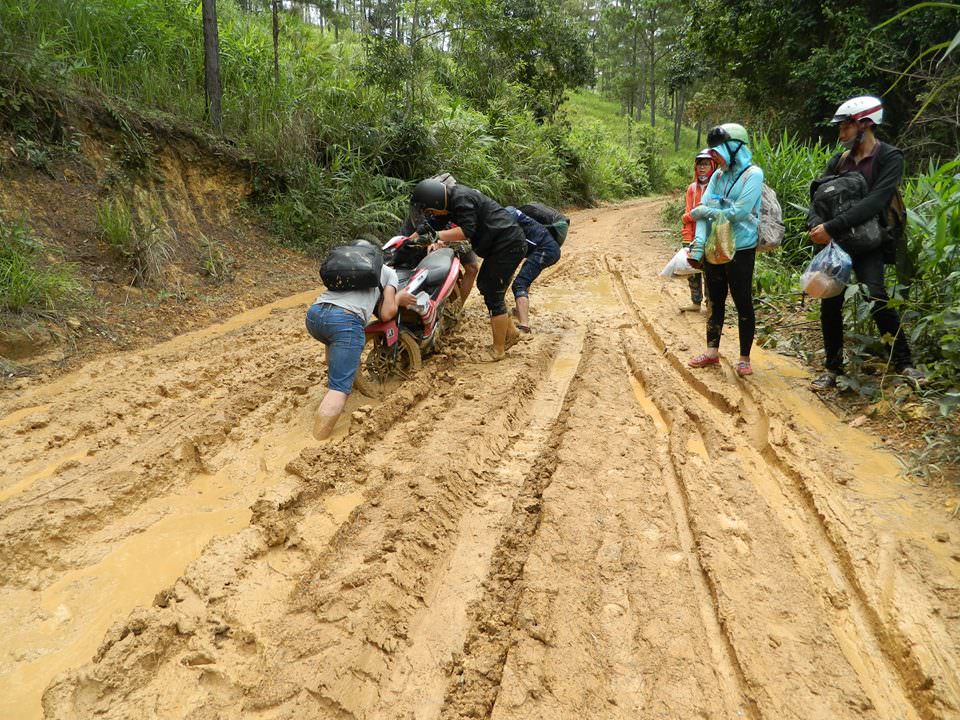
left=681, top=181, right=707, bottom=244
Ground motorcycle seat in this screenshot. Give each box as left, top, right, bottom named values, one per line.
left=415, top=248, right=455, bottom=290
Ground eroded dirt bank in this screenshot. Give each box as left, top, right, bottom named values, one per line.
left=1, top=199, right=959, bottom=720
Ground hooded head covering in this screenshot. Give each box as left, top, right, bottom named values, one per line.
left=710, top=141, right=754, bottom=175
left=707, top=123, right=753, bottom=175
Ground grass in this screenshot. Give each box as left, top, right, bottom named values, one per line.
left=0, top=213, right=84, bottom=317
left=96, top=194, right=173, bottom=286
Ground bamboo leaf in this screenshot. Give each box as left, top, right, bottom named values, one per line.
left=872, top=2, right=960, bottom=32
left=940, top=27, right=960, bottom=63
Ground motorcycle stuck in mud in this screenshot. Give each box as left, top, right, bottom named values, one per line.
left=353, top=235, right=464, bottom=398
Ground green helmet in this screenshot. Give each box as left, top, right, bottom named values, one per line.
left=707, top=123, right=749, bottom=147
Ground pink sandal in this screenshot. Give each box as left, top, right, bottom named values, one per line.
left=689, top=353, right=720, bottom=368
left=736, top=361, right=753, bottom=376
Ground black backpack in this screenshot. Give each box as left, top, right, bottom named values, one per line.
left=808, top=173, right=883, bottom=257
left=518, top=203, right=571, bottom=245
left=320, top=242, right=383, bottom=291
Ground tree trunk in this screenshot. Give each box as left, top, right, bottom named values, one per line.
left=334, top=0, right=340, bottom=40
left=673, top=89, right=684, bottom=151
left=202, top=0, right=222, bottom=133
left=272, top=0, right=280, bottom=84
left=696, top=120, right=702, bottom=148
left=649, top=42, right=655, bottom=127
left=409, top=0, right=419, bottom=47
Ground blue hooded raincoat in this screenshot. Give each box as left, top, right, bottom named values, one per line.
left=688, top=141, right=763, bottom=262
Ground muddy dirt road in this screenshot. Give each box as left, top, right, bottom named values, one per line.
left=2, top=199, right=959, bottom=720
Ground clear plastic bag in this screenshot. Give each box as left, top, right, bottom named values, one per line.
left=800, top=241, right=852, bottom=299
left=704, top=215, right=735, bottom=264
left=659, top=247, right=702, bottom=279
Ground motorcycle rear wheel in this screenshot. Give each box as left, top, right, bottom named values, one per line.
left=353, top=330, right=422, bottom=400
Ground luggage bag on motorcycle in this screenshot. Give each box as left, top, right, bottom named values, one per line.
left=518, top=203, right=571, bottom=246
left=320, top=241, right=383, bottom=290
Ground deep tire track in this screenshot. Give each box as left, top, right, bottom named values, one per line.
left=612, top=260, right=935, bottom=720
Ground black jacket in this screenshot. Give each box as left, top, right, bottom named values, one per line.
left=443, top=185, right=524, bottom=258
left=822, top=141, right=903, bottom=240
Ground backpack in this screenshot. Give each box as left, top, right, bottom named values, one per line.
left=740, top=167, right=784, bottom=253
left=808, top=172, right=883, bottom=257
left=320, top=243, right=383, bottom=291
left=518, top=203, right=571, bottom=246
left=830, top=148, right=909, bottom=270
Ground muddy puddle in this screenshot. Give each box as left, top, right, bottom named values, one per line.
left=0, top=387, right=324, bottom=720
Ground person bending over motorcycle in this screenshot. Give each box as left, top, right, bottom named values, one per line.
left=505, top=205, right=561, bottom=333
left=409, top=179, right=525, bottom=361
left=400, top=172, right=481, bottom=304
left=306, top=242, right=417, bottom=440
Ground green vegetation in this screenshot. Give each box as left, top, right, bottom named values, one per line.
left=0, top=213, right=83, bottom=317
left=96, top=195, right=173, bottom=286
left=198, top=234, right=235, bottom=284
left=0, top=0, right=667, bottom=253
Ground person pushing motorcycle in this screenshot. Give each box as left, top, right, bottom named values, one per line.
left=408, top=179, right=525, bottom=361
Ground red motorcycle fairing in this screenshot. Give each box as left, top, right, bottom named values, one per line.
left=364, top=319, right=399, bottom=346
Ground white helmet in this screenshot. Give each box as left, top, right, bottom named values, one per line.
left=831, top=96, right=883, bottom=125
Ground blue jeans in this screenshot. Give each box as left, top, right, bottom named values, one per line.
left=305, top=303, right=366, bottom=393
left=511, top=236, right=561, bottom=298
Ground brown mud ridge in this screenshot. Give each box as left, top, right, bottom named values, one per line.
left=2, top=200, right=959, bottom=720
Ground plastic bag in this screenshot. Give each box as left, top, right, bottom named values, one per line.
left=800, top=241, right=852, bottom=299
left=704, top=215, right=735, bottom=264
left=659, top=247, right=701, bottom=279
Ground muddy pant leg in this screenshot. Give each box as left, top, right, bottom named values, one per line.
left=511, top=238, right=561, bottom=299
left=852, top=251, right=913, bottom=370
left=725, top=248, right=756, bottom=357
left=703, top=261, right=729, bottom=348
left=687, top=273, right=703, bottom=303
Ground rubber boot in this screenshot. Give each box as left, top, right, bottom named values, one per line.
left=488, top=314, right=513, bottom=361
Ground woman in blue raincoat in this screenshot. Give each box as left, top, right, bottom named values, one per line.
left=686, top=123, right=763, bottom=377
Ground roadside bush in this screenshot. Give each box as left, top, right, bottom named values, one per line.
left=0, top=214, right=83, bottom=316
left=2, top=0, right=668, bottom=257
left=96, top=195, right=172, bottom=285
left=901, top=159, right=960, bottom=394
left=198, top=234, right=235, bottom=284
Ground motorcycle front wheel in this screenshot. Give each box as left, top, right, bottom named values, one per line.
left=352, top=330, right=422, bottom=400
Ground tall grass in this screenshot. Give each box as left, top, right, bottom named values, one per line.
left=750, top=132, right=835, bottom=298
left=902, top=159, right=960, bottom=390
left=0, top=213, right=83, bottom=316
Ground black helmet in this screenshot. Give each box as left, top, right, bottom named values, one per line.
left=351, top=238, right=378, bottom=249
left=411, top=179, right=448, bottom=211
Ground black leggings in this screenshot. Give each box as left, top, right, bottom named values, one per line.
left=820, top=248, right=912, bottom=373
left=704, top=247, right=756, bottom=357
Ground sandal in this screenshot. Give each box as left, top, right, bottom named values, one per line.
left=736, top=361, right=753, bottom=376
left=688, top=353, right=720, bottom=368
left=517, top=324, right=532, bottom=334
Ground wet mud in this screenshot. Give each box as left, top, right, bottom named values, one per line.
left=1, top=199, right=959, bottom=720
